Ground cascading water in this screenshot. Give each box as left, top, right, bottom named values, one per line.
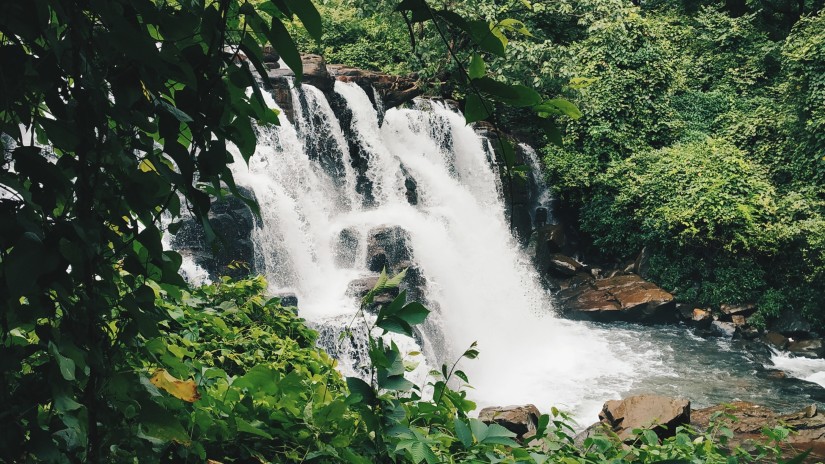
left=222, top=79, right=824, bottom=424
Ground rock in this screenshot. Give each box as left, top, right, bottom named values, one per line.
left=404, top=171, right=418, bottom=205
left=346, top=275, right=399, bottom=307
left=274, top=292, right=298, bottom=307
left=545, top=253, right=584, bottom=278
left=720, top=303, right=756, bottom=316
left=770, top=311, right=815, bottom=338
left=787, top=339, right=825, bottom=358
left=731, top=315, right=747, bottom=326
left=692, top=402, right=825, bottom=461
left=765, top=369, right=787, bottom=379
left=479, top=404, right=541, bottom=441
left=572, top=422, right=611, bottom=449
left=558, top=274, right=676, bottom=323
left=366, top=226, right=412, bottom=273
left=675, top=303, right=693, bottom=321
left=599, top=395, right=690, bottom=441
left=171, top=189, right=257, bottom=281
left=534, top=207, right=549, bottom=228
left=266, top=54, right=335, bottom=122
left=710, top=321, right=736, bottom=337
left=534, top=225, right=567, bottom=256
left=762, top=331, right=789, bottom=350
left=692, top=308, right=713, bottom=325
left=328, top=64, right=421, bottom=109
left=335, top=227, right=360, bottom=268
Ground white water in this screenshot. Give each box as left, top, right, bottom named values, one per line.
left=222, top=81, right=823, bottom=424
left=771, top=351, right=825, bottom=389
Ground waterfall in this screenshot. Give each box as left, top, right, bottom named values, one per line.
left=222, top=80, right=647, bottom=421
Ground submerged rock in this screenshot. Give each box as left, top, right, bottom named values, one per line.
left=598, top=395, right=690, bottom=441
left=479, top=404, right=541, bottom=441
left=558, top=274, right=676, bottom=323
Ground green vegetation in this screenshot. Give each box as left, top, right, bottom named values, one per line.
left=1, top=0, right=820, bottom=461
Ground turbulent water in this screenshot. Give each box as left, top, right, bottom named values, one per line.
left=222, top=80, right=824, bottom=425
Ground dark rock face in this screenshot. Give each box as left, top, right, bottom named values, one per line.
left=543, top=253, right=584, bottom=278
left=335, top=227, right=361, bottom=268
left=274, top=292, right=298, bottom=307
left=770, top=310, right=815, bottom=338
left=479, top=404, right=541, bottom=441
left=692, top=402, right=825, bottom=461
left=367, top=226, right=412, bottom=274
left=558, top=274, right=676, bottom=323
left=599, top=395, right=690, bottom=441
left=172, top=190, right=256, bottom=281
left=346, top=275, right=399, bottom=307
left=534, top=224, right=569, bottom=262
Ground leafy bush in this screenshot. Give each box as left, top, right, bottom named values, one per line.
left=585, top=139, right=782, bottom=254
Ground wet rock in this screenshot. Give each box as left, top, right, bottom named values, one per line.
left=765, top=369, right=787, bottom=379
left=544, top=253, right=584, bottom=278
left=720, top=303, right=756, bottom=317
left=401, top=166, right=418, bottom=205
left=534, top=207, right=549, bottom=228
left=328, top=64, right=421, bottom=109
left=762, top=331, right=789, bottom=350
left=692, top=402, right=825, bottom=461
left=692, top=308, right=713, bottom=326
left=787, top=339, right=825, bottom=358
left=599, top=395, right=690, bottom=441
left=346, top=275, right=399, bottom=307
left=558, top=274, right=676, bottom=323
left=172, top=189, right=256, bottom=281
left=366, top=226, right=412, bottom=274
left=479, top=404, right=541, bottom=441
left=710, top=321, right=736, bottom=337
left=335, top=227, right=360, bottom=268
left=534, top=224, right=567, bottom=256
left=274, top=292, right=298, bottom=307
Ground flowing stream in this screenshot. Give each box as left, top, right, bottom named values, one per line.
left=223, top=81, right=825, bottom=425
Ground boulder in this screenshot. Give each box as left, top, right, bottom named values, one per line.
left=545, top=253, right=584, bottom=278
left=762, top=331, right=789, bottom=350
left=720, top=303, right=756, bottom=316
left=274, top=292, right=298, bottom=307
left=731, top=315, right=747, bottom=326
left=599, top=395, right=690, bottom=441
left=171, top=189, right=256, bottom=281
left=328, top=64, right=421, bottom=109
left=346, top=275, right=399, bottom=307
left=710, top=321, right=736, bottom=338
left=366, top=226, right=412, bottom=274
left=787, top=339, right=825, bottom=358
left=692, top=402, right=825, bottom=461
left=558, top=274, right=676, bottom=323
left=692, top=308, right=713, bottom=326
left=335, top=227, right=360, bottom=268
left=479, top=404, right=541, bottom=441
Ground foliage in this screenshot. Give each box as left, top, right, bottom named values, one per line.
left=0, top=0, right=321, bottom=460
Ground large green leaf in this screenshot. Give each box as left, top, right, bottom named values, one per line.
left=286, top=0, right=322, bottom=41
left=269, top=17, right=303, bottom=82
left=473, top=77, right=541, bottom=107
left=464, top=93, right=492, bottom=123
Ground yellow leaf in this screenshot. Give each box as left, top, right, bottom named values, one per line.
left=139, top=159, right=157, bottom=173
left=149, top=369, right=201, bottom=403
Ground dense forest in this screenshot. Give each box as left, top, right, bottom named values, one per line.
left=1, top=0, right=823, bottom=462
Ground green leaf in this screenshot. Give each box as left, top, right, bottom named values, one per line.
left=469, top=418, right=488, bottom=441
left=498, top=18, right=532, bottom=37
left=534, top=99, right=582, bottom=119
left=468, top=53, right=486, bottom=79
left=781, top=450, right=812, bottom=464
left=346, top=377, right=375, bottom=405
left=48, top=342, right=76, bottom=381
left=236, top=418, right=274, bottom=439
left=464, top=93, right=492, bottom=123
left=378, top=374, right=414, bottom=391
left=286, top=0, right=323, bottom=41
left=409, top=441, right=437, bottom=464
left=269, top=18, right=303, bottom=83
left=397, top=302, right=430, bottom=326
left=454, top=418, right=474, bottom=448
left=474, top=77, right=541, bottom=107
